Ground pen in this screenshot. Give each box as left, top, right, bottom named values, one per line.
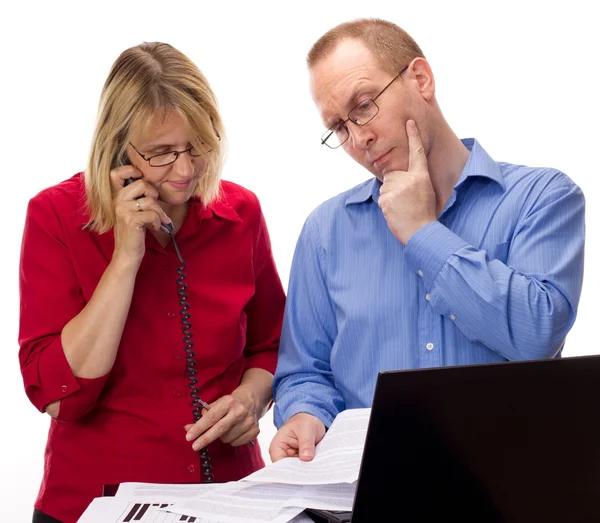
left=199, top=399, right=255, bottom=447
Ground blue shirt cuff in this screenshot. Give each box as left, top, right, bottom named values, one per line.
left=275, top=402, right=337, bottom=429
left=404, top=221, right=469, bottom=290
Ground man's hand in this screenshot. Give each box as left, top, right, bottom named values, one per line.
left=378, top=119, right=437, bottom=245
left=269, top=412, right=326, bottom=462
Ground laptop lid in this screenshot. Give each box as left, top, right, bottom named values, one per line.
left=350, top=355, right=600, bottom=523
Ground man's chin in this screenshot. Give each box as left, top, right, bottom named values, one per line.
left=378, top=162, right=405, bottom=179
left=363, top=163, right=383, bottom=180
left=372, top=166, right=391, bottom=182
left=366, top=160, right=398, bottom=180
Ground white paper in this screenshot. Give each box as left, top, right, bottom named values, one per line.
left=166, top=487, right=304, bottom=523
left=286, top=515, right=316, bottom=523
left=77, top=497, right=216, bottom=523
left=287, top=483, right=356, bottom=511
left=166, top=481, right=354, bottom=523
left=115, top=482, right=229, bottom=500
left=80, top=409, right=370, bottom=523
left=165, top=483, right=304, bottom=522
left=167, top=503, right=303, bottom=523
left=243, top=408, right=370, bottom=485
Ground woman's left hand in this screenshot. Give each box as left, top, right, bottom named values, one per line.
left=184, top=391, right=259, bottom=451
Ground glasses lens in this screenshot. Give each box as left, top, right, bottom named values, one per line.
left=149, top=151, right=178, bottom=167
left=321, top=124, right=348, bottom=149
left=349, top=99, right=378, bottom=126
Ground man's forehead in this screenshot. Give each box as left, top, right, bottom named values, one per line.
left=310, top=42, right=382, bottom=125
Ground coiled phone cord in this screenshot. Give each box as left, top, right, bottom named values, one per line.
left=123, top=174, right=214, bottom=483
left=171, top=233, right=215, bottom=483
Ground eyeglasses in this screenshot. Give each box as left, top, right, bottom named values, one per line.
left=128, top=141, right=212, bottom=167
left=320, top=65, right=409, bottom=149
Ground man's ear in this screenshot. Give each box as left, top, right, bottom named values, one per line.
left=410, top=57, right=436, bottom=102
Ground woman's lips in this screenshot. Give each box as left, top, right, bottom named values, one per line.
left=168, top=179, right=193, bottom=190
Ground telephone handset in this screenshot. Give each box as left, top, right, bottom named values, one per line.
left=123, top=176, right=174, bottom=234
left=118, top=155, right=214, bottom=482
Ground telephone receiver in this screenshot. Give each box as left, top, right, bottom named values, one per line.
left=119, top=154, right=173, bottom=234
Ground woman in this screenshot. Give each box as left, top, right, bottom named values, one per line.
left=18, top=42, right=285, bottom=523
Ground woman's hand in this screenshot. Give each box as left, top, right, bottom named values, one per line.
left=109, top=165, right=171, bottom=266
left=184, top=391, right=260, bottom=451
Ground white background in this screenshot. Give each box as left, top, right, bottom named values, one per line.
left=1, top=1, right=598, bottom=520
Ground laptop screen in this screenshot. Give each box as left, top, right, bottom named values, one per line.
left=350, top=355, right=600, bottom=523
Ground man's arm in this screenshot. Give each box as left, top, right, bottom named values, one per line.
left=382, top=120, right=584, bottom=360
left=404, top=176, right=585, bottom=360
left=272, top=216, right=345, bottom=429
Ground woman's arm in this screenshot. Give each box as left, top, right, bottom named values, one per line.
left=231, top=367, right=275, bottom=422
left=184, top=192, right=285, bottom=449
left=19, top=167, right=171, bottom=420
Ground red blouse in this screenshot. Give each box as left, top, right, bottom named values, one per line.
left=18, top=173, right=285, bottom=523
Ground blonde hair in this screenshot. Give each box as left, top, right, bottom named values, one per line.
left=307, top=18, right=425, bottom=76
left=85, top=42, right=225, bottom=233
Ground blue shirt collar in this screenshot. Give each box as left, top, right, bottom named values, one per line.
left=345, top=138, right=505, bottom=206
left=456, top=138, right=506, bottom=191
left=345, top=178, right=380, bottom=205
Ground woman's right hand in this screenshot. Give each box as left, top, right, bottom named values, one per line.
left=110, top=165, right=171, bottom=267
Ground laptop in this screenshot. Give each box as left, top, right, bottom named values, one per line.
left=305, top=355, right=600, bottom=523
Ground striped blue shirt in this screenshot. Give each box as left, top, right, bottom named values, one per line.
left=273, top=138, right=585, bottom=428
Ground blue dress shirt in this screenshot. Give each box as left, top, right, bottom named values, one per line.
left=273, top=139, right=585, bottom=428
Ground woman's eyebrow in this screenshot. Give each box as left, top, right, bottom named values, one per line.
left=142, top=142, right=176, bottom=151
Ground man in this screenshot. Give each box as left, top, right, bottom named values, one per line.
left=269, top=19, right=585, bottom=462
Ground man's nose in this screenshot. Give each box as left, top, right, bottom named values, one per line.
left=348, top=122, right=375, bottom=150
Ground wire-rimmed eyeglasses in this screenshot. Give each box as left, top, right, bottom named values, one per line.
left=128, top=132, right=221, bottom=167
left=320, top=65, right=409, bottom=149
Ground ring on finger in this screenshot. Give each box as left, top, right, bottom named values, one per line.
left=135, top=200, right=142, bottom=211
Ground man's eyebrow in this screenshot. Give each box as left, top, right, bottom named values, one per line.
left=324, top=88, right=371, bottom=128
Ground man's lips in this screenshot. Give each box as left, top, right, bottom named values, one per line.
left=372, top=149, right=393, bottom=168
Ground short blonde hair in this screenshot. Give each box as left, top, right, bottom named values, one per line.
left=85, top=42, right=225, bottom=233
left=307, top=18, right=425, bottom=76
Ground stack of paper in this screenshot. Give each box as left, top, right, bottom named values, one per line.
left=77, top=408, right=370, bottom=523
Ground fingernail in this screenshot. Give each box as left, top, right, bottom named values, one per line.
left=186, top=432, right=194, bottom=441
left=301, top=449, right=313, bottom=457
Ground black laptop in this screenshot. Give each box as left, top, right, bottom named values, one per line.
left=306, top=355, right=600, bottom=523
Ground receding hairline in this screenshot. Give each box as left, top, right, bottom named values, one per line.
left=308, top=37, right=392, bottom=81
left=307, top=18, right=425, bottom=76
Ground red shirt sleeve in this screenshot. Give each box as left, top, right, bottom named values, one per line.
left=19, top=191, right=109, bottom=421
left=242, top=194, right=285, bottom=375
